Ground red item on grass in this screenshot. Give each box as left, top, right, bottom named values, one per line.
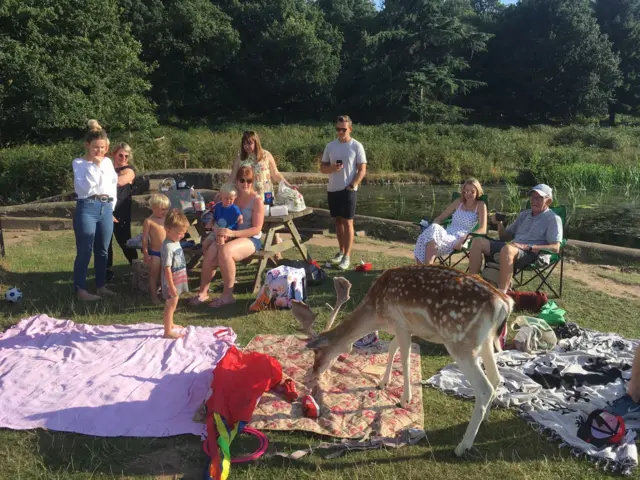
left=507, top=290, right=548, bottom=312
left=355, top=262, right=373, bottom=272
left=302, top=395, right=320, bottom=418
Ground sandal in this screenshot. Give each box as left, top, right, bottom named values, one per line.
left=188, top=295, right=209, bottom=306
left=208, top=296, right=236, bottom=309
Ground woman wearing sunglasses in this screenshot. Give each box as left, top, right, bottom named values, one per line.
left=190, top=166, right=265, bottom=308
left=224, top=130, right=294, bottom=257
left=106, top=142, right=138, bottom=280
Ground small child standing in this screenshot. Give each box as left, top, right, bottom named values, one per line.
left=202, top=184, right=243, bottom=254
left=161, top=210, right=191, bottom=339
left=142, top=193, right=170, bottom=304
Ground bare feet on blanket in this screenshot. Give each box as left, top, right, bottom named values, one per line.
left=77, top=289, right=101, bottom=301
left=208, top=295, right=236, bottom=308
left=97, top=287, right=116, bottom=297
left=164, top=330, right=184, bottom=340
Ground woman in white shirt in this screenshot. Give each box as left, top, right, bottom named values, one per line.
left=72, top=120, right=118, bottom=301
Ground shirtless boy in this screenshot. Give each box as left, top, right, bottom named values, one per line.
left=142, top=193, right=170, bottom=304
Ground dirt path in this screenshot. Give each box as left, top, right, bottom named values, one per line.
left=307, top=236, right=640, bottom=300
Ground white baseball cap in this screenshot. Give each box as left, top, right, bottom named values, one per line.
left=529, top=184, right=553, bottom=199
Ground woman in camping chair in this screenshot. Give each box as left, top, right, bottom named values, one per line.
left=414, top=178, right=487, bottom=265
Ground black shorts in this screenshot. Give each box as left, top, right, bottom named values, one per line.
left=488, top=240, right=538, bottom=267
left=327, top=189, right=357, bottom=220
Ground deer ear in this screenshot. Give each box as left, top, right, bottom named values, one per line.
left=306, top=337, right=329, bottom=350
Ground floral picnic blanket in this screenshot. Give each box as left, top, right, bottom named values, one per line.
left=244, top=335, right=424, bottom=439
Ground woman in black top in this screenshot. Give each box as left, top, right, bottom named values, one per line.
left=107, top=142, right=138, bottom=279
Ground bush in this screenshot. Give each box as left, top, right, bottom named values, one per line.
left=3, top=122, right=640, bottom=205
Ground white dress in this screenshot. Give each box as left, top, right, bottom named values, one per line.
left=414, top=204, right=479, bottom=262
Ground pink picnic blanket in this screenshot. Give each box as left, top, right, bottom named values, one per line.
left=0, top=315, right=236, bottom=437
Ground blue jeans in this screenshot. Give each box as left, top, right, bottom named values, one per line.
left=73, top=199, right=114, bottom=290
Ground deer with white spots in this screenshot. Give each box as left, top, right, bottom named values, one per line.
left=291, top=265, right=514, bottom=457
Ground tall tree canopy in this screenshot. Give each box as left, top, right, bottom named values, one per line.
left=0, top=0, right=154, bottom=145
left=594, top=0, right=640, bottom=125
left=219, top=0, right=342, bottom=116
left=348, top=0, right=489, bottom=122
left=478, top=0, right=621, bottom=123
left=120, top=0, right=240, bottom=119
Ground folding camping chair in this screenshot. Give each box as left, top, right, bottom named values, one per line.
left=415, top=192, right=488, bottom=270
left=483, top=203, right=567, bottom=298
left=511, top=204, right=567, bottom=298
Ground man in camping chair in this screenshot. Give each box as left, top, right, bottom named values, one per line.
left=468, top=184, right=562, bottom=294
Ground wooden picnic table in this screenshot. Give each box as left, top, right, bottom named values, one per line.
left=184, top=207, right=314, bottom=292
left=250, top=207, right=313, bottom=293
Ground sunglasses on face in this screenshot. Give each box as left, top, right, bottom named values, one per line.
left=117, top=153, right=129, bottom=159
left=239, top=178, right=253, bottom=184
left=336, top=127, right=347, bottom=133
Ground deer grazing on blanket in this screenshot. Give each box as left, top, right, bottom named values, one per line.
left=291, top=265, right=514, bottom=457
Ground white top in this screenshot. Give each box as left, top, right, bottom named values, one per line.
left=72, top=157, right=118, bottom=210
left=321, top=138, right=367, bottom=192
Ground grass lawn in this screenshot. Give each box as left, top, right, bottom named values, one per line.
left=1, top=231, right=640, bottom=479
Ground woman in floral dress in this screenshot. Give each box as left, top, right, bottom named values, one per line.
left=226, top=131, right=294, bottom=197
left=414, top=178, right=487, bottom=265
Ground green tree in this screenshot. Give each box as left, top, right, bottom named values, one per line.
left=0, top=0, right=155, bottom=145
left=350, top=0, right=489, bottom=122
left=479, top=0, right=621, bottom=123
left=218, top=0, right=342, bottom=117
left=317, top=0, right=378, bottom=113
left=120, top=0, right=240, bottom=119
left=594, top=0, right=640, bottom=125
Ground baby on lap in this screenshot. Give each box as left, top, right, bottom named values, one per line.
left=202, top=184, right=243, bottom=253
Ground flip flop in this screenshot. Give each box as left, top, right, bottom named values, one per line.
left=188, top=295, right=209, bottom=306
left=208, top=297, right=236, bottom=309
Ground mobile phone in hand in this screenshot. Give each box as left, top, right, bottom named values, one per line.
left=335, top=160, right=343, bottom=166
left=495, top=213, right=507, bottom=222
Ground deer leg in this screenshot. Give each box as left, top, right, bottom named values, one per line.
left=397, top=331, right=413, bottom=408
left=451, top=353, right=494, bottom=457
left=479, top=337, right=500, bottom=421
left=378, top=336, right=399, bottom=391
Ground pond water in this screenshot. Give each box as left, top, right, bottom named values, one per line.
left=299, top=184, right=640, bottom=249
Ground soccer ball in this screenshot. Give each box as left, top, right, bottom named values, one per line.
left=5, top=287, right=23, bottom=304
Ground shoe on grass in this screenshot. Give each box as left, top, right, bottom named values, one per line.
left=330, top=252, right=344, bottom=265
left=338, top=256, right=350, bottom=271
left=607, top=393, right=640, bottom=430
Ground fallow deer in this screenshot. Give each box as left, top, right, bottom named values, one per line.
left=291, top=265, right=514, bottom=457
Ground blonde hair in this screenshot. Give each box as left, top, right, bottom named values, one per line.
left=85, top=119, right=108, bottom=144
left=149, top=193, right=170, bottom=209
left=337, top=115, right=353, bottom=127
left=112, top=142, right=133, bottom=161
left=220, top=183, right=237, bottom=196
left=462, top=178, right=484, bottom=200
left=165, top=210, right=190, bottom=230
left=240, top=131, right=264, bottom=162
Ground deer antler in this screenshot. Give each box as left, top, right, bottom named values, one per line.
left=291, top=300, right=318, bottom=339
left=325, top=277, right=351, bottom=331
left=291, top=277, right=352, bottom=338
